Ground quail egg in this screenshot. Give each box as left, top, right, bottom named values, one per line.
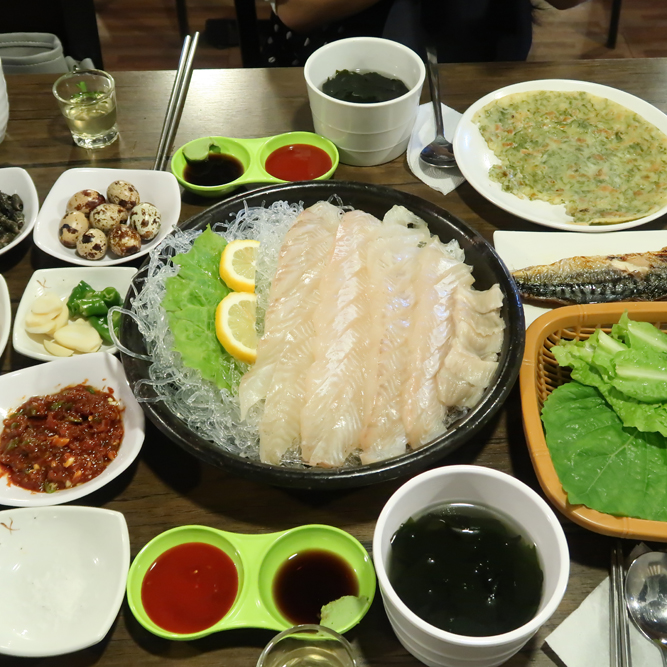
left=58, top=211, right=90, bottom=248
left=129, top=202, right=161, bottom=241
left=76, top=228, right=107, bottom=260
left=66, top=189, right=106, bottom=215
left=89, top=203, right=129, bottom=234
left=108, top=224, right=141, bottom=257
left=107, top=180, right=140, bottom=211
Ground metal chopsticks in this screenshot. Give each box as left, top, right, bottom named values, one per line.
left=153, top=31, right=199, bottom=172
left=610, top=539, right=632, bottom=667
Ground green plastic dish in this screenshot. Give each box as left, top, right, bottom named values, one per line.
left=126, top=523, right=376, bottom=641
left=171, top=132, right=339, bottom=198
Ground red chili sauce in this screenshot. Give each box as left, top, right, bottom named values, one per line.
left=0, top=384, right=123, bottom=493
left=141, top=542, right=238, bottom=634
left=273, top=549, right=359, bottom=625
left=264, top=144, right=333, bottom=181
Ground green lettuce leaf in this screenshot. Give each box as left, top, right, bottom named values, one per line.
left=162, top=227, right=245, bottom=391
left=542, top=381, right=667, bottom=521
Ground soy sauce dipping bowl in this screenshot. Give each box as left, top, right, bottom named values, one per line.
left=373, top=465, right=569, bottom=667
left=126, top=523, right=376, bottom=640
left=171, top=131, right=339, bottom=198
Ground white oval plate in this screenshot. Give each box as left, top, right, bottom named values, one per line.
left=454, top=79, right=667, bottom=233
left=13, top=266, right=137, bottom=361
left=0, top=274, right=9, bottom=359
left=494, top=229, right=667, bottom=328
left=33, top=168, right=181, bottom=266
left=0, top=352, right=145, bottom=506
left=0, top=167, right=39, bottom=255
left=0, top=506, right=129, bottom=657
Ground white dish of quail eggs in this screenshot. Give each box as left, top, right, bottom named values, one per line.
left=12, top=267, right=137, bottom=362
left=33, top=168, right=180, bottom=266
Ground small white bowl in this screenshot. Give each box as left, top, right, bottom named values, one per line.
left=0, top=274, right=10, bottom=358
left=33, top=168, right=180, bottom=267
left=373, top=465, right=569, bottom=667
left=0, top=167, right=39, bottom=256
left=0, top=352, right=145, bottom=507
left=0, top=506, right=130, bottom=657
left=13, top=266, right=137, bottom=361
left=304, top=37, right=425, bottom=167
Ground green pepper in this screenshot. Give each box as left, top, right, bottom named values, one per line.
left=67, top=281, right=122, bottom=318
left=87, top=310, right=121, bottom=345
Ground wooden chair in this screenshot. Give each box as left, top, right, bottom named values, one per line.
left=606, top=0, right=622, bottom=49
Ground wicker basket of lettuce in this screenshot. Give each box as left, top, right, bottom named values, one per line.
left=521, top=302, right=667, bottom=541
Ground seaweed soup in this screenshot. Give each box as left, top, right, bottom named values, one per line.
left=322, top=69, right=410, bottom=104
left=388, top=502, right=544, bottom=637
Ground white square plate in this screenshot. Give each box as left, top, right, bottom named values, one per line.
left=33, top=168, right=180, bottom=266
left=0, top=506, right=129, bottom=657
left=0, top=274, right=9, bottom=358
left=0, top=167, right=39, bottom=256
left=13, top=267, right=137, bottom=361
left=494, top=229, right=667, bottom=327
left=454, top=80, right=667, bottom=232
left=0, top=352, right=145, bottom=506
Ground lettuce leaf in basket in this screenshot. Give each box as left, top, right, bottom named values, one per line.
left=162, top=226, right=245, bottom=391
left=541, top=381, right=667, bottom=521
left=552, top=314, right=667, bottom=436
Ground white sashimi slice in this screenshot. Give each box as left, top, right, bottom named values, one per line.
left=437, top=283, right=505, bottom=408
left=300, top=210, right=382, bottom=467
left=401, top=239, right=474, bottom=449
left=359, top=217, right=428, bottom=465
left=239, top=201, right=342, bottom=420
left=259, top=320, right=314, bottom=464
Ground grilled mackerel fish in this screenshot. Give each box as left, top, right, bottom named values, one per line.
left=511, top=247, right=667, bottom=306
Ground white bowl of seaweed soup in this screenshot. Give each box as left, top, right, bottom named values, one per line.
left=388, top=501, right=543, bottom=637
left=373, top=465, right=569, bottom=667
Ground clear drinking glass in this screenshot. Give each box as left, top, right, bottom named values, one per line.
left=52, top=69, right=119, bottom=149
left=256, top=625, right=357, bottom=667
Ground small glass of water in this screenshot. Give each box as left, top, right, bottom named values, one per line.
left=53, top=69, right=119, bottom=149
left=256, top=624, right=357, bottom=667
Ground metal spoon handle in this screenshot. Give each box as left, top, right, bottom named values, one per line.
left=425, top=45, right=445, bottom=138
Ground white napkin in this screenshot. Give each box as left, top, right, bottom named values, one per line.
left=407, top=102, right=465, bottom=196
left=546, top=576, right=662, bottom=666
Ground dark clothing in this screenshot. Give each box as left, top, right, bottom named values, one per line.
left=262, top=0, right=534, bottom=67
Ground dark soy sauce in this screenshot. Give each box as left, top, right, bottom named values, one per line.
left=389, top=503, right=544, bottom=637
left=273, top=549, right=359, bottom=625
left=184, top=152, right=244, bottom=187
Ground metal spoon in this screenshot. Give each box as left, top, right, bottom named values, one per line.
left=625, top=551, right=667, bottom=666
left=419, top=45, right=456, bottom=169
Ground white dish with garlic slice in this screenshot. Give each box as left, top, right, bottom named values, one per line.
left=13, top=267, right=136, bottom=362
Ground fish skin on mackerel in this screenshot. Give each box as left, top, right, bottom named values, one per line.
left=511, top=247, right=667, bottom=306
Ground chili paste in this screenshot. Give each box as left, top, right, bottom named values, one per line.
left=0, top=384, right=124, bottom=493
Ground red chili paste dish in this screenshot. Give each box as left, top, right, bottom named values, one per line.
left=0, top=383, right=124, bottom=493
left=264, top=144, right=333, bottom=182
left=141, top=542, right=239, bottom=634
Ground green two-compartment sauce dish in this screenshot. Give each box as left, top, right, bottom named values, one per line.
left=171, top=131, right=339, bottom=198
left=126, top=523, right=375, bottom=640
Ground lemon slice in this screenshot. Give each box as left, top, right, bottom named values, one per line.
left=215, top=292, right=257, bottom=364
left=219, top=239, right=260, bottom=293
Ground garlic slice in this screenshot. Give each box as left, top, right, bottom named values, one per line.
left=31, top=292, right=65, bottom=316
left=43, top=338, right=75, bottom=357
left=53, top=321, right=102, bottom=353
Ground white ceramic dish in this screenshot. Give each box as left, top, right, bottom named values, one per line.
left=304, top=37, right=425, bottom=167
left=454, top=79, right=667, bottom=232
left=373, top=465, right=569, bottom=667
left=0, top=274, right=10, bottom=358
left=13, top=266, right=137, bottom=361
left=0, top=167, right=39, bottom=256
left=33, top=168, right=180, bottom=266
left=0, top=352, right=145, bottom=506
left=0, top=506, right=130, bottom=657
left=494, top=229, right=667, bottom=328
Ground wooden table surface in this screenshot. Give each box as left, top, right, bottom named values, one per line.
left=3, top=58, right=667, bottom=667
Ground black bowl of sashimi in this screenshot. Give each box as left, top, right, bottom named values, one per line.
left=119, top=181, right=524, bottom=490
